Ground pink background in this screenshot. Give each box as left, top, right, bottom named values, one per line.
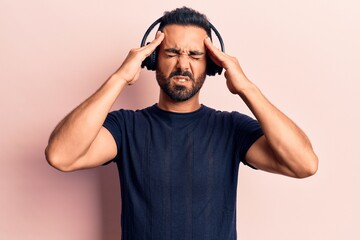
left=1, top=0, right=359, bottom=239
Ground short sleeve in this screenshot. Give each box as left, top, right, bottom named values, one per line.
left=102, top=111, right=123, bottom=164
left=232, top=112, right=264, bottom=168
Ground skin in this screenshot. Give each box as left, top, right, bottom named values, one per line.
left=156, top=25, right=207, bottom=109
left=45, top=24, right=318, bottom=178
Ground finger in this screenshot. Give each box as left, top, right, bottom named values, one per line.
left=204, top=38, right=225, bottom=66
left=204, top=37, right=235, bottom=69
left=142, top=31, right=164, bottom=54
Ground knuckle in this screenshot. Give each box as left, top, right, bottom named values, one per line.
left=129, top=48, right=139, bottom=54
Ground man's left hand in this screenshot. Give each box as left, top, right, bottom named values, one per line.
left=204, top=37, right=252, bottom=95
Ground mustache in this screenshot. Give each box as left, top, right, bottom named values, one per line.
left=169, top=70, right=194, bottom=81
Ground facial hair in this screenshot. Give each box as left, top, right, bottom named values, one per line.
left=156, top=69, right=206, bottom=102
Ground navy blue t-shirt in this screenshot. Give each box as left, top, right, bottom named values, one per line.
left=103, top=104, right=263, bottom=240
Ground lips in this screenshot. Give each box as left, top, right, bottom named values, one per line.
left=172, top=76, right=191, bottom=83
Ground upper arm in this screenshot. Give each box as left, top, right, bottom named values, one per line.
left=67, top=127, right=117, bottom=171
left=245, top=135, right=298, bottom=178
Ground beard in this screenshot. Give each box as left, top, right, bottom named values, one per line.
left=156, top=69, right=206, bottom=102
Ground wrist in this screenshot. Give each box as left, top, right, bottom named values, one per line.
left=109, top=73, right=129, bottom=86
left=236, top=81, right=259, bottom=101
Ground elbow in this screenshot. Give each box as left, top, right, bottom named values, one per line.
left=45, top=146, right=76, bottom=172
left=294, top=152, right=319, bottom=179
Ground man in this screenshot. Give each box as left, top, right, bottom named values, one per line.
left=45, top=7, right=318, bottom=240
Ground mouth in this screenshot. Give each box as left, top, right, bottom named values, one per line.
left=172, top=76, right=191, bottom=83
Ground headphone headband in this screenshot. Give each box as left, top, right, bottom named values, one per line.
left=140, top=17, right=163, bottom=47
left=140, top=17, right=225, bottom=52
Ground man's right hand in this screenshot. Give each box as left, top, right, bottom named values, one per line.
left=45, top=31, right=164, bottom=172
left=113, top=31, right=164, bottom=85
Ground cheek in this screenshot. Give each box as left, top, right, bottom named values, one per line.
left=191, top=60, right=207, bottom=76
left=157, top=56, right=176, bottom=76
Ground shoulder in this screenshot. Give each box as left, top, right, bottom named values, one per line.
left=203, top=105, right=254, bottom=122
left=203, top=106, right=263, bottom=137
left=107, top=105, right=155, bottom=118
left=104, top=105, right=156, bottom=131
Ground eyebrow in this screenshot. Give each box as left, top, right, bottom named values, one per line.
left=164, top=48, right=204, bottom=56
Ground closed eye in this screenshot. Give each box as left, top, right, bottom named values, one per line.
left=189, top=51, right=204, bottom=60
left=165, top=48, right=180, bottom=57
left=164, top=48, right=205, bottom=59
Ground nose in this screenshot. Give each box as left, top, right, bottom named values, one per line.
left=176, top=54, right=190, bottom=71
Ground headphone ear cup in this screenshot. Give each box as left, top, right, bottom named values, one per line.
left=148, top=49, right=157, bottom=71
left=141, top=43, right=158, bottom=71
left=206, top=57, right=223, bottom=76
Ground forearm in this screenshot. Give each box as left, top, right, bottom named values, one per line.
left=203, top=38, right=318, bottom=177
left=45, top=31, right=164, bottom=171
left=239, top=82, right=318, bottom=177
left=45, top=74, right=127, bottom=169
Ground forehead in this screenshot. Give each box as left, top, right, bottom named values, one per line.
left=161, top=24, right=208, bottom=51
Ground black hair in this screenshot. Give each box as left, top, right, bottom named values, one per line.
left=158, top=7, right=212, bottom=38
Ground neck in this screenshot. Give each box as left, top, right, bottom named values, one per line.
left=157, top=91, right=201, bottom=113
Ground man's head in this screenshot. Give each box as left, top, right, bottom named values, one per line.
left=156, top=7, right=211, bottom=102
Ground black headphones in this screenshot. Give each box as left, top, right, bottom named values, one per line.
left=140, top=17, right=225, bottom=76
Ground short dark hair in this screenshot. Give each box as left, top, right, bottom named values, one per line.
left=158, top=7, right=212, bottom=38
